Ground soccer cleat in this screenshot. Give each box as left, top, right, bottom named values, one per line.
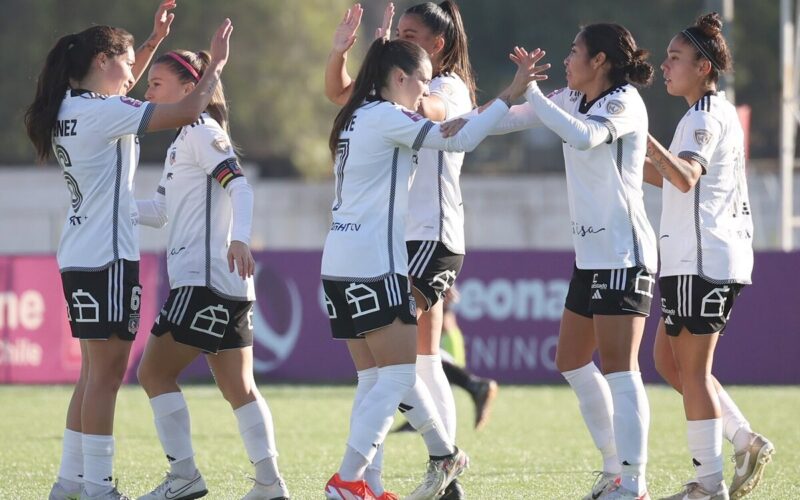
left=658, top=481, right=728, bottom=500
left=599, top=483, right=650, bottom=499
left=439, top=478, right=465, bottom=499
left=324, top=473, right=377, bottom=500
left=376, top=492, right=400, bottom=500
left=471, top=378, right=498, bottom=431
left=241, top=477, right=290, bottom=499
left=49, top=481, right=81, bottom=500
left=582, top=471, right=620, bottom=500
left=137, top=472, right=207, bottom=500
left=729, top=433, right=775, bottom=499
left=404, top=447, right=469, bottom=500
left=80, top=484, right=131, bottom=500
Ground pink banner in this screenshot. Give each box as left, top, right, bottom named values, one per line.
left=0, top=254, right=159, bottom=383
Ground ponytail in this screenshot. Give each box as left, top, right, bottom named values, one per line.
left=25, top=26, right=134, bottom=162
left=329, top=38, right=429, bottom=156
left=405, top=1, right=476, bottom=106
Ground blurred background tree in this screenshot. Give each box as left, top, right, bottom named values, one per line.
left=0, top=0, right=782, bottom=177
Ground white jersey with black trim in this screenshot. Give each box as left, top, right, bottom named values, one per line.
left=156, top=113, right=255, bottom=300
left=53, top=89, right=155, bottom=271
left=548, top=84, right=657, bottom=272
left=660, top=91, right=753, bottom=283
left=406, top=73, right=473, bottom=254
left=321, top=98, right=508, bottom=281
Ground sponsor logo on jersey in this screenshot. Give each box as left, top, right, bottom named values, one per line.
left=330, top=221, right=361, bottom=232
left=546, top=87, right=566, bottom=99
left=119, top=96, right=143, bottom=107
left=606, top=99, right=625, bottom=115
left=694, top=129, right=713, bottom=146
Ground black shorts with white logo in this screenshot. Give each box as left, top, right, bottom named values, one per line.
left=61, top=259, right=141, bottom=341
left=564, top=263, right=654, bottom=318
left=151, top=286, right=254, bottom=353
left=322, top=274, right=417, bottom=340
left=406, top=240, right=464, bottom=311
left=659, top=275, right=744, bottom=336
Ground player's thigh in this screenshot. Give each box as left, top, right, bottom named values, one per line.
left=416, top=299, right=444, bottom=355
left=556, top=308, right=596, bottom=372
left=364, top=318, right=418, bottom=367
left=346, top=338, right=377, bottom=371
left=594, top=314, right=647, bottom=374
left=206, top=346, right=258, bottom=406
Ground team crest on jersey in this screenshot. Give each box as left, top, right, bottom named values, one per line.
left=606, top=99, right=625, bottom=115
left=401, top=109, right=424, bottom=122
left=169, top=148, right=177, bottom=165
left=212, top=136, right=231, bottom=153
left=128, top=314, right=140, bottom=334
left=119, top=96, right=143, bottom=108
left=694, top=129, right=713, bottom=146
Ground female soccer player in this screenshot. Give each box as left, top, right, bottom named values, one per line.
left=644, top=13, right=774, bottom=500
left=445, top=24, right=657, bottom=499
left=325, top=4, right=478, bottom=497
left=134, top=48, right=289, bottom=500
left=25, top=3, right=233, bottom=499
left=321, top=37, right=543, bottom=500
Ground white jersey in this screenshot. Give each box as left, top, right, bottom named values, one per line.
left=156, top=113, right=255, bottom=300
left=406, top=73, right=473, bottom=254
left=660, top=92, right=753, bottom=283
left=53, top=89, right=155, bottom=271
left=321, top=99, right=508, bottom=281
left=549, top=84, right=657, bottom=272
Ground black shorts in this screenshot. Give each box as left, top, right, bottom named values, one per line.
left=151, top=286, right=254, bottom=353
left=659, top=275, right=744, bottom=336
left=407, top=240, right=464, bottom=310
left=61, top=259, right=141, bottom=341
left=323, top=274, right=417, bottom=340
left=564, top=263, right=654, bottom=318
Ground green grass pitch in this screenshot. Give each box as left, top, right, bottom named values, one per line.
left=0, top=384, right=797, bottom=499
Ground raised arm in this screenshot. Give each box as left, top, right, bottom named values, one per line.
left=131, top=0, right=177, bottom=87
left=145, top=19, right=233, bottom=132
left=645, top=133, right=703, bottom=193
left=525, top=82, right=610, bottom=150
left=324, top=4, right=365, bottom=105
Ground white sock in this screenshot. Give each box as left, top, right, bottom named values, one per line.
left=400, top=378, right=454, bottom=457
left=234, top=398, right=280, bottom=485
left=365, top=444, right=384, bottom=495
left=351, top=368, right=383, bottom=491
left=563, top=362, right=620, bottom=474
left=339, top=445, right=370, bottom=483
left=717, top=388, right=752, bottom=451
left=150, top=392, right=196, bottom=479
left=82, top=434, right=114, bottom=496
left=346, top=364, right=416, bottom=463
left=57, top=429, right=84, bottom=489
left=606, top=371, right=649, bottom=495
left=416, top=354, right=458, bottom=441
left=687, top=418, right=724, bottom=492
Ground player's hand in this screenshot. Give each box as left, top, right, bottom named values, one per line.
left=151, top=0, right=176, bottom=42
left=440, top=118, right=468, bottom=138
left=374, top=2, right=395, bottom=41
left=209, top=18, right=233, bottom=68
left=227, top=240, right=254, bottom=279
left=333, top=4, right=363, bottom=54
left=504, top=46, right=550, bottom=102
left=499, top=47, right=550, bottom=103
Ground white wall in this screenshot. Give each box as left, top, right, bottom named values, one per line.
left=0, top=161, right=790, bottom=254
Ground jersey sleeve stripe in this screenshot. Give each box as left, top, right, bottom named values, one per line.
left=412, top=120, right=435, bottom=151
left=137, top=103, right=156, bottom=136
left=586, top=115, right=617, bottom=143
left=211, top=157, right=243, bottom=188
left=678, top=151, right=709, bottom=174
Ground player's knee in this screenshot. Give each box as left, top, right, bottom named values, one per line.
left=217, top=377, right=255, bottom=407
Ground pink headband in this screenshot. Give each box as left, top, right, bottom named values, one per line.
left=165, top=51, right=200, bottom=81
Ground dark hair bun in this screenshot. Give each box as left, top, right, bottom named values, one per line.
left=627, top=48, right=654, bottom=86
left=696, top=12, right=723, bottom=38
